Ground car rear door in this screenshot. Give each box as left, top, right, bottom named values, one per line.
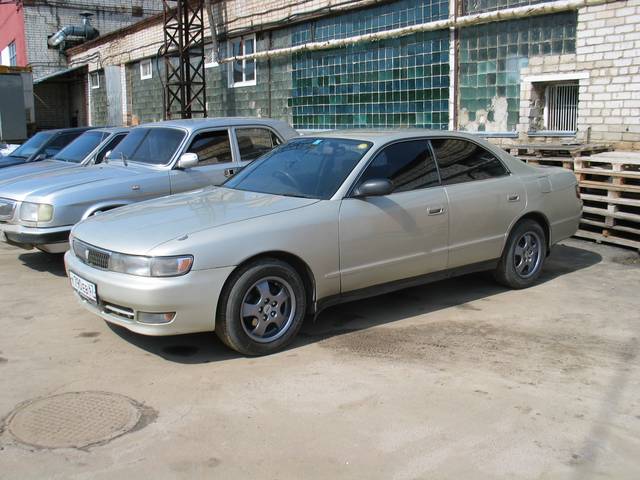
left=169, top=128, right=235, bottom=194
left=431, top=138, right=526, bottom=269
left=233, top=127, right=284, bottom=171
left=338, top=139, right=449, bottom=293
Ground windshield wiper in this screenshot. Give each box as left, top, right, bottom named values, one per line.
left=279, top=191, right=316, bottom=199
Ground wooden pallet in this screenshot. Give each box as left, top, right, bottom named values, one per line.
left=509, top=143, right=613, bottom=169
left=574, top=152, right=640, bottom=251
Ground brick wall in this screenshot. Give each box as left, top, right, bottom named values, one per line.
left=23, top=0, right=164, bottom=80
left=575, top=0, right=640, bottom=148
left=89, top=70, right=108, bottom=126
left=126, top=57, right=165, bottom=124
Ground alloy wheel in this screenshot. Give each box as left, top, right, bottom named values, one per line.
left=240, top=276, right=297, bottom=343
left=513, top=231, right=543, bottom=279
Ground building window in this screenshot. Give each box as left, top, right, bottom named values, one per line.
left=544, top=83, right=578, bottom=132
left=229, top=35, right=256, bottom=87
left=89, top=71, right=100, bottom=89
left=140, top=59, right=153, bottom=80
left=8, top=41, right=17, bottom=66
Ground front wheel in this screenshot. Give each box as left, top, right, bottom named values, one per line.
left=494, top=219, right=546, bottom=289
left=216, top=258, right=307, bottom=355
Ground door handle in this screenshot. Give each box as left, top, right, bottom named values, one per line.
left=428, top=207, right=445, bottom=216
left=508, top=193, right=520, bottom=202
left=224, top=168, right=236, bottom=177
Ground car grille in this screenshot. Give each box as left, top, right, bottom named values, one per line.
left=0, top=198, right=16, bottom=221
left=73, top=238, right=111, bottom=270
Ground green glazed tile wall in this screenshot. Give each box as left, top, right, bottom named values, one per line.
left=463, top=0, right=554, bottom=15
left=291, top=32, right=450, bottom=129
left=458, top=12, right=577, bottom=132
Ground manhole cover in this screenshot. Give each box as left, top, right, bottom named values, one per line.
left=6, top=391, right=142, bottom=449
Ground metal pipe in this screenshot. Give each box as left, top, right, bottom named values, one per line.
left=219, top=0, right=612, bottom=64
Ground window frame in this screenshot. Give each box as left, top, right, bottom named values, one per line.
left=184, top=128, right=234, bottom=167
left=228, top=34, right=257, bottom=88
left=429, top=137, right=511, bottom=187
left=346, top=138, right=442, bottom=198
left=89, top=71, right=100, bottom=89
left=8, top=41, right=17, bottom=66
left=543, top=82, right=579, bottom=134
left=140, top=59, right=153, bottom=80
left=233, top=126, right=284, bottom=162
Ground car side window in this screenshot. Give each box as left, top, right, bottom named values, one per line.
left=187, top=130, right=233, bottom=166
left=236, top=128, right=281, bottom=162
left=431, top=139, right=508, bottom=186
left=357, top=140, right=440, bottom=193
left=96, top=134, right=127, bottom=164
left=43, top=132, right=83, bottom=157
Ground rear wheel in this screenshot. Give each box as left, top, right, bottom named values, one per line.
left=494, top=219, right=546, bottom=289
left=216, top=258, right=307, bottom=355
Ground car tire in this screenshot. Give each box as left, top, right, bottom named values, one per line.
left=494, top=219, right=547, bottom=289
left=216, top=258, right=307, bottom=355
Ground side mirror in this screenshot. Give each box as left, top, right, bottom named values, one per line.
left=33, top=153, right=46, bottom=162
left=103, top=150, right=112, bottom=161
left=177, top=152, right=199, bottom=169
left=353, top=178, right=393, bottom=198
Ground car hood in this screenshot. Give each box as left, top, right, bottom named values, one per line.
left=0, top=162, right=150, bottom=202
left=0, top=155, right=26, bottom=169
left=72, top=187, right=319, bottom=255
left=0, top=159, right=75, bottom=184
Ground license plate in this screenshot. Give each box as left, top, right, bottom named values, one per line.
left=69, top=271, right=97, bottom=303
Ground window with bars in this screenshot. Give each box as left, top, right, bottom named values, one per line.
left=544, top=83, right=578, bottom=132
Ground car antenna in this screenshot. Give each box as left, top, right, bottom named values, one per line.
left=120, top=151, right=128, bottom=167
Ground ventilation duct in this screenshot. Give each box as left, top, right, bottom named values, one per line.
left=48, top=13, right=99, bottom=51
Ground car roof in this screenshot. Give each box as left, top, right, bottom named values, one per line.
left=39, top=127, right=96, bottom=135
left=136, top=117, right=292, bottom=132
left=87, top=127, right=130, bottom=134
left=303, top=129, right=494, bottom=145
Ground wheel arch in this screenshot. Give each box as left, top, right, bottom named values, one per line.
left=508, top=211, right=551, bottom=254
left=220, top=250, right=317, bottom=315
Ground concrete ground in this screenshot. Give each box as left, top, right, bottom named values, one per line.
left=0, top=238, right=639, bottom=479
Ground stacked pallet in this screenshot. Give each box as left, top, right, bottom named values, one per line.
left=507, top=143, right=640, bottom=251
left=507, top=143, right=613, bottom=169
left=574, top=151, right=640, bottom=251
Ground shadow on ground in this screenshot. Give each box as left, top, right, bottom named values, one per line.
left=18, top=252, right=67, bottom=277
left=109, top=243, right=602, bottom=364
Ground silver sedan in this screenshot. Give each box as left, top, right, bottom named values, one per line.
left=65, top=131, right=582, bottom=355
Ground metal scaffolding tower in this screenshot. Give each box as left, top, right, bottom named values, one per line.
left=162, top=0, right=207, bottom=119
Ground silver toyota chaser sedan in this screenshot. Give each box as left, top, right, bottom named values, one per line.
left=0, top=118, right=297, bottom=253
left=65, top=131, right=582, bottom=355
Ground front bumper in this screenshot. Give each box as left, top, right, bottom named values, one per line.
left=64, top=250, right=235, bottom=336
left=0, top=223, right=71, bottom=252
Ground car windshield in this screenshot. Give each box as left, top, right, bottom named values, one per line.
left=107, top=127, right=185, bottom=165
left=9, top=131, right=54, bottom=159
left=224, top=137, right=373, bottom=200
left=52, top=131, right=110, bottom=163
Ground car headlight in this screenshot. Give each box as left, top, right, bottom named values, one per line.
left=20, top=202, right=54, bottom=222
left=109, top=252, right=193, bottom=277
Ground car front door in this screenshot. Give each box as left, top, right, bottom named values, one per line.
left=431, top=138, right=526, bottom=269
left=169, top=128, right=236, bottom=194
left=339, top=139, right=449, bottom=293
